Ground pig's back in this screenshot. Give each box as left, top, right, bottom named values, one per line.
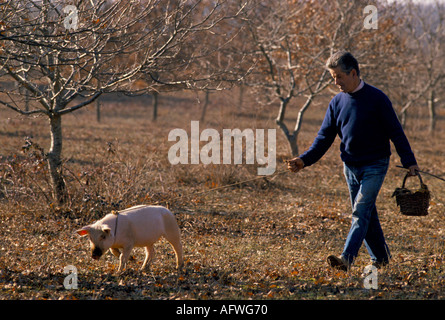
left=120, top=205, right=174, bottom=245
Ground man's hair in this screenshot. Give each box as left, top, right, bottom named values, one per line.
left=326, top=51, right=360, bottom=77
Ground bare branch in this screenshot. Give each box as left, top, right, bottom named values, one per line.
left=0, top=99, right=48, bottom=116
left=58, top=91, right=102, bottom=115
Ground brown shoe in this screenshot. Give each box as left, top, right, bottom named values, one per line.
left=327, top=255, right=350, bottom=272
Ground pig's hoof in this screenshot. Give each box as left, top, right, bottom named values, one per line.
left=139, top=266, right=150, bottom=273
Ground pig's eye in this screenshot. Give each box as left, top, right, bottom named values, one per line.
left=100, top=234, right=107, bottom=240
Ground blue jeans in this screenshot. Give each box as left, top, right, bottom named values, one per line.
left=342, top=157, right=391, bottom=265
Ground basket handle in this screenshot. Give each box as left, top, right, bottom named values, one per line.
left=402, top=172, right=424, bottom=188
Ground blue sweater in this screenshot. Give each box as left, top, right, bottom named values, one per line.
left=299, top=82, right=417, bottom=168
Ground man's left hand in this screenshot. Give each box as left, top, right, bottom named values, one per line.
left=408, top=165, right=420, bottom=176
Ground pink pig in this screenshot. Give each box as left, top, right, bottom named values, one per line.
left=76, top=205, right=183, bottom=272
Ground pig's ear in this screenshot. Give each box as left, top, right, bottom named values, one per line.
left=76, top=226, right=91, bottom=237
left=102, top=227, right=111, bottom=235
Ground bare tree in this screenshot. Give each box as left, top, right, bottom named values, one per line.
left=241, top=1, right=328, bottom=155
left=242, top=0, right=406, bottom=156
left=393, top=0, right=445, bottom=132
left=0, top=0, right=250, bottom=203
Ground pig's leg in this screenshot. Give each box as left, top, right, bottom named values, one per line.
left=164, top=229, right=184, bottom=269
left=170, top=240, right=183, bottom=269
left=111, top=248, right=135, bottom=261
left=110, top=248, right=120, bottom=258
left=141, top=245, right=154, bottom=271
left=163, top=213, right=184, bottom=269
left=118, top=245, right=133, bottom=272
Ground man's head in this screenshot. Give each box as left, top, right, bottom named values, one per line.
left=326, top=51, right=361, bottom=93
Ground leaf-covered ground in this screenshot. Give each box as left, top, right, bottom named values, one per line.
left=1, top=90, right=444, bottom=300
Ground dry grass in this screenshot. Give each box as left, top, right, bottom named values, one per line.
left=0, top=89, right=444, bottom=300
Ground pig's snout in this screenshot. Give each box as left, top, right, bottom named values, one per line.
left=91, top=247, right=103, bottom=260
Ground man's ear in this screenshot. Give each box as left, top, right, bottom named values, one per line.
left=76, top=226, right=91, bottom=237
left=350, top=69, right=358, bottom=78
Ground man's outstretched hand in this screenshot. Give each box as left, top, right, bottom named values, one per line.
left=286, top=157, right=305, bottom=173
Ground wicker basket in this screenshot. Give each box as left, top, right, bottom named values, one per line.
left=392, top=173, right=430, bottom=216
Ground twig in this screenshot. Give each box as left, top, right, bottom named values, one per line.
left=396, top=165, right=445, bottom=182
left=150, top=169, right=289, bottom=206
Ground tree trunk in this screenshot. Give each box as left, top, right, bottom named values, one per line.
left=292, top=95, right=313, bottom=156
left=276, top=98, right=298, bottom=156
left=400, top=110, right=407, bottom=129
left=200, top=90, right=210, bottom=122
left=96, top=97, right=101, bottom=123
left=428, top=89, right=436, bottom=135
left=152, top=91, right=158, bottom=122
left=276, top=94, right=313, bottom=157
left=47, top=113, right=67, bottom=204
left=287, top=134, right=298, bottom=157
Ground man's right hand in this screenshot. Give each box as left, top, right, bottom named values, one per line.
left=286, top=157, right=305, bottom=173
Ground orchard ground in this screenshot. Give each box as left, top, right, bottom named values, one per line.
left=0, top=88, right=444, bottom=299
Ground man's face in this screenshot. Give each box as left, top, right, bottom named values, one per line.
left=329, top=67, right=359, bottom=93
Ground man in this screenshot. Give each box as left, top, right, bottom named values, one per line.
left=287, top=51, right=420, bottom=271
